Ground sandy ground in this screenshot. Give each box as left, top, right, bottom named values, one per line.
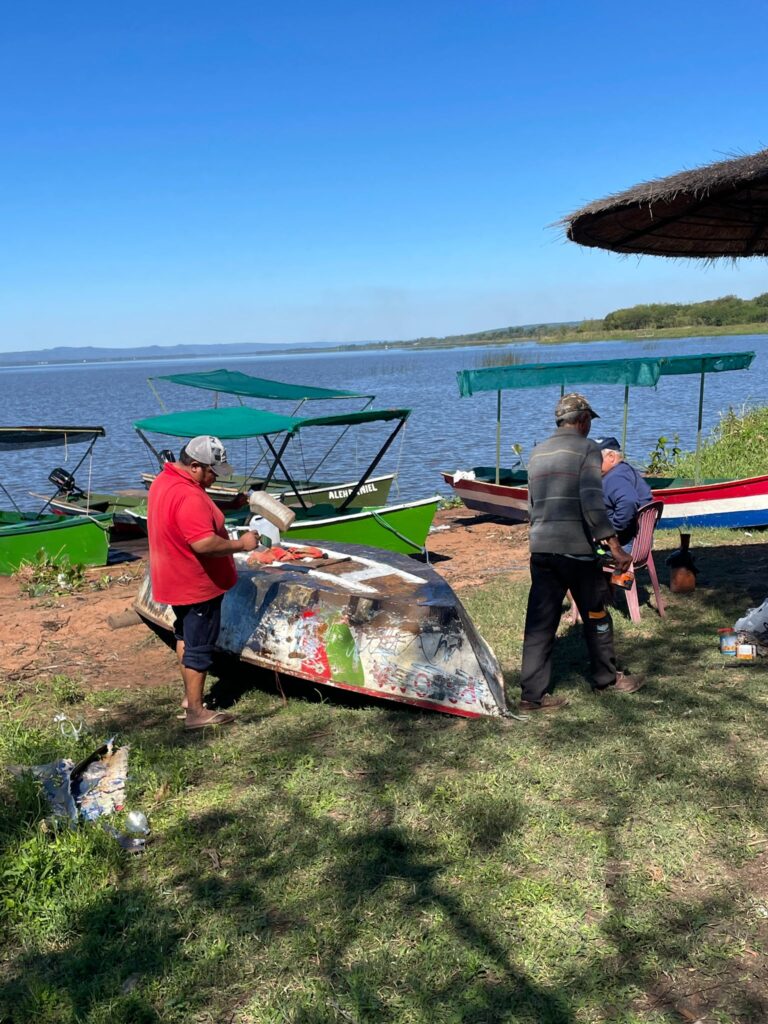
left=0, top=508, right=531, bottom=694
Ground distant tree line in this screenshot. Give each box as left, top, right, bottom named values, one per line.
left=404, top=292, right=768, bottom=348
left=600, top=293, right=768, bottom=331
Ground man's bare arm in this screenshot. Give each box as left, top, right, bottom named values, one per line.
left=190, top=531, right=259, bottom=556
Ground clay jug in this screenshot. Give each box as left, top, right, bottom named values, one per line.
left=666, top=533, right=697, bottom=593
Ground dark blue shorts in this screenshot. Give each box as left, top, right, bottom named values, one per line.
left=171, top=595, right=224, bottom=672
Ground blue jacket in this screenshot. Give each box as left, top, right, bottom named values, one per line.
left=602, top=462, right=653, bottom=545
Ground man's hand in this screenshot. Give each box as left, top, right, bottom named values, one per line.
left=238, top=530, right=259, bottom=552
left=190, top=530, right=260, bottom=556
left=605, top=536, right=632, bottom=573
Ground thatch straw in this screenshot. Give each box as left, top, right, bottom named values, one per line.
left=562, top=147, right=768, bottom=258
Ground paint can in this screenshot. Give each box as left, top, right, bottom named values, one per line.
left=718, top=628, right=737, bottom=656
left=736, top=643, right=757, bottom=661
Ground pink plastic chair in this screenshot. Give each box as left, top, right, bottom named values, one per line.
left=621, top=500, right=666, bottom=623
left=568, top=500, right=666, bottom=624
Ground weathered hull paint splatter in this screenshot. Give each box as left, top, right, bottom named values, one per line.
left=135, top=542, right=508, bottom=718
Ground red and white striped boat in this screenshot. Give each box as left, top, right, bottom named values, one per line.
left=443, top=468, right=768, bottom=530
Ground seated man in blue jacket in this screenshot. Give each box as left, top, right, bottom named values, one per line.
left=596, top=437, right=653, bottom=551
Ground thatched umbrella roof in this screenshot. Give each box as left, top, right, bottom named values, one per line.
left=563, top=147, right=768, bottom=258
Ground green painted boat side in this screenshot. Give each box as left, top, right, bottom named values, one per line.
left=111, top=496, right=440, bottom=553
left=282, top=497, right=440, bottom=555
left=0, top=511, right=112, bottom=574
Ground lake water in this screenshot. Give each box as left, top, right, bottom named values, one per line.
left=3, top=335, right=767, bottom=511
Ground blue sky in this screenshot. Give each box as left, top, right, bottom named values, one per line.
left=2, top=1, right=768, bottom=352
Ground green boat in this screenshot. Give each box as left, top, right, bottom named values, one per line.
left=138, top=469, right=395, bottom=511
left=227, top=495, right=441, bottom=555
left=0, top=510, right=112, bottom=575
left=0, top=427, right=112, bottom=574
left=133, top=406, right=439, bottom=555
left=44, top=489, right=148, bottom=539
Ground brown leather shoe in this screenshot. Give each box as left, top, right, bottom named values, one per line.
left=519, top=694, right=570, bottom=713
left=596, top=672, right=645, bottom=694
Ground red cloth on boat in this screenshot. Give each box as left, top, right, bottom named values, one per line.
left=147, top=463, right=237, bottom=604
left=246, top=545, right=325, bottom=567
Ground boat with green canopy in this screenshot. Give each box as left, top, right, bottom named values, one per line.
left=142, top=369, right=393, bottom=508
left=443, top=350, right=762, bottom=529
left=133, top=406, right=440, bottom=555
left=0, top=426, right=112, bottom=574
left=147, top=368, right=374, bottom=410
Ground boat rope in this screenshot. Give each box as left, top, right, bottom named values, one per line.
left=370, top=508, right=430, bottom=564
left=80, top=513, right=112, bottom=531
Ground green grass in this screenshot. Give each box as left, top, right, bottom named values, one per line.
left=663, top=406, right=768, bottom=481
left=536, top=321, right=768, bottom=345
left=3, top=527, right=768, bottom=1022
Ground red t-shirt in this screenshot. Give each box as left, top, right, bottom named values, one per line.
left=147, top=462, right=237, bottom=605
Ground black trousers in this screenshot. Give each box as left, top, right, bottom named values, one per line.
left=520, top=554, right=618, bottom=704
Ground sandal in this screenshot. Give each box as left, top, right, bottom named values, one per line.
left=177, top=699, right=210, bottom=719
left=184, top=711, right=236, bottom=730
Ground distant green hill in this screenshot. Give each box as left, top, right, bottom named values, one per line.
left=397, top=292, right=768, bottom=347
left=3, top=292, right=767, bottom=367
left=601, top=293, right=768, bottom=331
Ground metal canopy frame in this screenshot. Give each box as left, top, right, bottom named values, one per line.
left=134, top=407, right=410, bottom=512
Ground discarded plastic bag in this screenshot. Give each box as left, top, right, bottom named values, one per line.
left=734, top=596, right=768, bottom=645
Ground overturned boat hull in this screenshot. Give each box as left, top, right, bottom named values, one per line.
left=135, top=541, right=508, bottom=718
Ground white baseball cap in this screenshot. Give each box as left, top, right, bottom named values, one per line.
left=184, top=435, right=235, bottom=478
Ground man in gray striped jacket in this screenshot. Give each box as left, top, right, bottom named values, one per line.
left=519, top=393, right=644, bottom=712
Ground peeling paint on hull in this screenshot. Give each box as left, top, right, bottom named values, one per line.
left=135, top=542, right=508, bottom=719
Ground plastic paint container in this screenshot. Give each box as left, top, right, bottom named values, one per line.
left=718, top=628, right=737, bottom=656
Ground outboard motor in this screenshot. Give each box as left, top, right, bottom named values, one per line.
left=48, top=467, right=85, bottom=499
left=158, top=449, right=176, bottom=464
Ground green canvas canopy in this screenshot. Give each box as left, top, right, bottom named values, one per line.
left=456, top=350, right=755, bottom=483
left=0, top=426, right=106, bottom=452
left=134, top=407, right=301, bottom=439
left=149, top=369, right=372, bottom=404
left=290, top=409, right=410, bottom=431
left=457, top=356, right=662, bottom=397
left=656, top=352, right=755, bottom=376
left=133, top=406, right=410, bottom=440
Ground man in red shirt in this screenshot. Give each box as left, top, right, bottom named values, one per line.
left=147, top=435, right=258, bottom=729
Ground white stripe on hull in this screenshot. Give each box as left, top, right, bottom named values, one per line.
left=664, top=493, right=768, bottom=519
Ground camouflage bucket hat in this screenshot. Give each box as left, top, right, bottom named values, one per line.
left=554, top=392, right=600, bottom=420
